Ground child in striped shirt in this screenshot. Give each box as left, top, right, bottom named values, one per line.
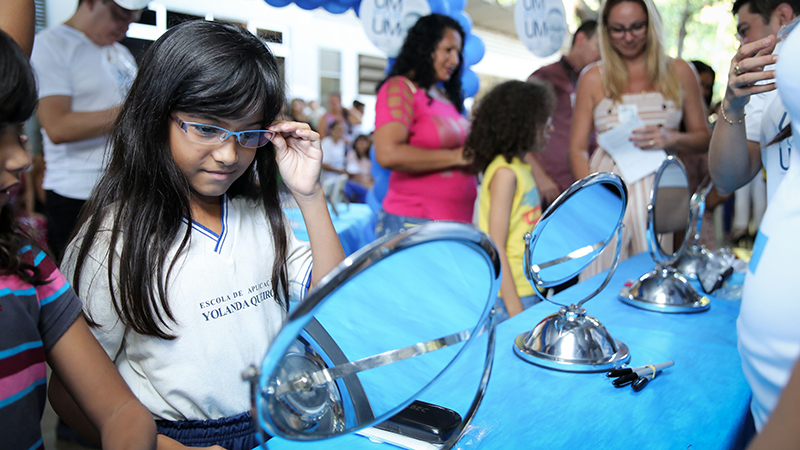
left=0, top=29, right=156, bottom=450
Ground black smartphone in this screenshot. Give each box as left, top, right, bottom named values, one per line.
left=373, top=400, right=462, bottom=444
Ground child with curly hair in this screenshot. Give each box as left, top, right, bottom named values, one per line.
left=467, top=80, right=555, bottom=321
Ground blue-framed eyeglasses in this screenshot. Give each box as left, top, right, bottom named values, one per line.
left=171, top=114, right=274, bottom=149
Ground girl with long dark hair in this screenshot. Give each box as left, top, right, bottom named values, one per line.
left=373, top=14, right=475, bottom=236
left=53, top=20, right=344, bottom=449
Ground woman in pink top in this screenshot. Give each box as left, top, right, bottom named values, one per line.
left=373, top=14, right=475, bottom=237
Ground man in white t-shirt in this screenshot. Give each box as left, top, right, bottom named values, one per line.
left=30, top=0, right=148, bottom=261
left=708, top=0, right=798, bottom=228
left=708, top=0, right=800, bottom=434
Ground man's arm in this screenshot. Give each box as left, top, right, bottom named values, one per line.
left=0, top=0, right=34, bottom=56
left=37, top=95, right=120, bottom=144
left=709, top=36, right=777, bottom=194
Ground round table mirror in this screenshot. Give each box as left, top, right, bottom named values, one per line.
left=515, top=172, right=631, bottom=372
left=244, top=222, right=500, bottom=449
left=619, top=156, right=710, bottom=313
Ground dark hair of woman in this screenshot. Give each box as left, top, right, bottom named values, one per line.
left=0, top=30, right=45, bottom=286
left=766, top=125, right=792, bottom=147
left=377, top=14, right=466, bottom=113
left=465, top=80, right=555, bottom=174
left=69, top=20, right=286, bottom=339
left=352, top=134, right=372, bottom=157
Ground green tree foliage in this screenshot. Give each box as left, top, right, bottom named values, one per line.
left=655, top=0, right=739, bottom=103
left=571, top=0, right=740, bottom=103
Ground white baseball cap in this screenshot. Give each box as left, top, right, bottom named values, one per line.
left=113, top=0, right=151, bottom=10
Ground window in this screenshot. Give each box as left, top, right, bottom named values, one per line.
left=213, top=18, right=247, bottom=29
left=358, top=55, right=387, bottom=95
left=257, top=28, right=283, bottom=44
left=167, top=10, right=204, bottom=28
left=34, top=0, right=46, bottom=32
left=319, top=49, right=341, bottom=109
left=275, top=56, right=285, bottom=85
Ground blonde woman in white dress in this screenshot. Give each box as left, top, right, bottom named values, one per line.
left=568, top=0, right=711, bottom=276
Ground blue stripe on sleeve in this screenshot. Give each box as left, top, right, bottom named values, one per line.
left=0, top=287, right=37, bottom=297
left=302, top=263, right=313, bottom=300
left=33, top=250, right=46, bottom=266
left=749, top=231, right=768, bottom=274
left=26, top=438, right=44, bottom=450
left=0, top=341, right=42, bottom=360
left=0, top=378, right=47, bottom=409
left=39, top=283, right=70, bottom=306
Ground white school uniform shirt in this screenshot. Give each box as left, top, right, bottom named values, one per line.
left=62, top=196, right=313, bottom=421
left=737, top=28, right=800, bottom=432
left=30, top=24, right=137, bottom=200
left=759, top=93, right=792, bottom=202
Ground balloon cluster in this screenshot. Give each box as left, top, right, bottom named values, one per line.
left=261, top=0, right=485, bottom=98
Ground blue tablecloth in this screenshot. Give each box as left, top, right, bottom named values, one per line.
left=284, top=203, right=376, bottom=256
left=265, top=252, right=752, bottom=450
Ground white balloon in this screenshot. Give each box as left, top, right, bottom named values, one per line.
left=514, top=0, right=567, bottom=58
left=359, top=0, right=432, bottom=57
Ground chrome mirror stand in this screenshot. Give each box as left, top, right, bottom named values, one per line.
left=619, top=262, right=710, bottom=313
left=672, top=180, right=715, bottom=279
left=620, top=158, right=709, bottom=313
left=517, top=173, right=631, bottom=372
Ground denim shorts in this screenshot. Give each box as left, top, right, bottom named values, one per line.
left=493, top=294, right=542, bottom=324
left=156, top=411, right=266, bottom=450
left=375, top=210, right=431, bottom=238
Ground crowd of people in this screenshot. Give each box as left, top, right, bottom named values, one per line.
left=2, top=0, right=800, bottom=448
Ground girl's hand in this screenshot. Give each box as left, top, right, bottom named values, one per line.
left=630, top=125, right=676, bottom=151
left=725, top=35, right=778, bottom=111
left=270, top=121, right=323, bottom=199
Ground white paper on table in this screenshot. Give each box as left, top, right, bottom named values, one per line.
left=596, top=116, right=667, bottom=184
left=356, top=427, right=443, bottom=450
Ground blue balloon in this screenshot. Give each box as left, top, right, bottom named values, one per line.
left=353, top=0, right=361, bottom=16
left=385, top=56, right=396, bottom=76
left=463, top=34, right=485, bottom=66
left=461, top=68, right=479, bottom=98
left=341, top=0, right=360, bottom=7
left=454, top=11, right=472, bottom=34
left=263, top=0, right=294, bottom=7
left=323, top=1, right=350, bottom=13
left=448, top=0, right=466, bottom=13
left=428, top=0, right=450, bottom=15
left=294, top=0, right=318, bottom=9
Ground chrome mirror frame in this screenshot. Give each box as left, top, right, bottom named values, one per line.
left=619, top=156, right=710, bottom=313
left=673, top=178, right=714, bottom=279
left=523, top=172, right=627, bottom=304
left=244, top=222, right=501, bottom=449
left=515, top=172, right=631, bottom=372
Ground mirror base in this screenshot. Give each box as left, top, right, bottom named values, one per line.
left=512, top=306, right=630, bottom=373
left=673, top=245, right=711, bottom=280
left=619, top=267, right=710, bottom=313
left=513, top=333, right=630, bottom=373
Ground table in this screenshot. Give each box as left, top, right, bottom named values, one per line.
left=266, top=252, right=752, bottom=450
left=284, top=203, right=376, bottom=256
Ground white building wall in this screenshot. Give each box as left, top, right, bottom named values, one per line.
left=44, top=0, right=560, bottom=131
left=472, top=28, right=559, bottom=81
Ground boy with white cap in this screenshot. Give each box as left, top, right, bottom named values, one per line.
left=30, top=0, right=149, bottom=262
